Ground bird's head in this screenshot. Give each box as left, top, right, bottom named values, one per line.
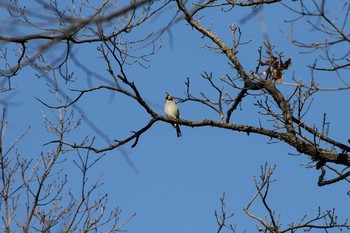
left=166, top=95, right=173, bottom=101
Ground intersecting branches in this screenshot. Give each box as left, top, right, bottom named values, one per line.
left=244, top=163, right=350, bottom=232
left=3, top=0, right=350, bottom=232
left=47, top=0, right=350, bottom=181
left=0, top=75, right=133, bottom=232
left=283, top=0, right=350, bottom=86
left=0, top=0, right=169, bottom=88
left=34, top=1, right=350, bottom=191
left=183, top=72, right=225, bottom=121
left=41, top=26, right=162, bottom=151
left=6, top=0, right=349, bottom=189
left=64, top=146, right=135, bottom=232
left=174, top=0, right=350, bottom=183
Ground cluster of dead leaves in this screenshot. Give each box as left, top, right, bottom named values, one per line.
left=259, top=56, right=292, bottom=82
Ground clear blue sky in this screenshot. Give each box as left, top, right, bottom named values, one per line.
left=2, top=1, right=349, bottom=232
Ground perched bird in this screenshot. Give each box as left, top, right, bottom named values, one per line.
left=164, top=95, right=182, bottom=137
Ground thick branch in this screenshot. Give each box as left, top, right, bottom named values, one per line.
left=227, top=0, right=282, bottom=6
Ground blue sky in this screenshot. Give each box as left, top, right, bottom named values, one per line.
left=1, top=1, right=350, bottom=232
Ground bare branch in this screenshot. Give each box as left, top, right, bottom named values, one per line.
left=244, top=163, right=350, bottom=232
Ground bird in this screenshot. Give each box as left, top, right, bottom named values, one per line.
left=164, top=95, right=182, bottom=137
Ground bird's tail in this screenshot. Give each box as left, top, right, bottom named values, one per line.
left=175, top=124, right=182, bottom=137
